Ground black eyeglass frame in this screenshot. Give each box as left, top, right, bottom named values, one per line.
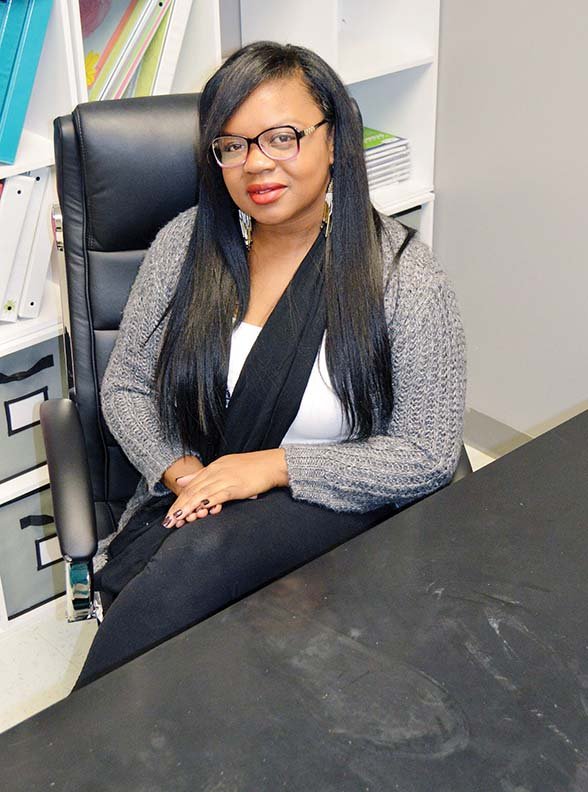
left=211, top=119, right=329, bottom=168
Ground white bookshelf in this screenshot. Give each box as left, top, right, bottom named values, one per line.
left=0, top=1, right=79, bottom=183
left=0, top=0, right=210, bottom=357
left=0, top=0, right=82, bottom=363
left=0, top=130, right=55, bottom=181
left=0, top=279, right=62, bottom=360
left=337, top=0, right=437, bottom=85
left=371, top=182, right=434, bottom=221
left=239, top=0, right=441, bottom=243
left=171, top=0, right=223, bottom=93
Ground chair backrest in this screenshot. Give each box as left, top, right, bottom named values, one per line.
left=53, top=94, right=200, bottom=540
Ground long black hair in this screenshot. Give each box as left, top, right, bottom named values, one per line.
left=153, top=41, right=398, bottom=460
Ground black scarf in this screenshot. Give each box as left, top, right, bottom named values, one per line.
left=100, top=231, right=327, bottom=591
left=203, top=229, right=327, bottom=464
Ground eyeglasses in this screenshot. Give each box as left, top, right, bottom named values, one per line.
left=211, top=119, right=328, bottom=168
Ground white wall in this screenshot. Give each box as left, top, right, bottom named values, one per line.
left=434, top=1, right=588, bottom=441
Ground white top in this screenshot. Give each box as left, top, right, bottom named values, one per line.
left=227, top=321, right=350, bottom=445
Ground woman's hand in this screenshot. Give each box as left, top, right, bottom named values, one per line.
left=160, top=455, right=219, bottom=527
left=171, top=472, right=223, bottom=527
left=162, top=448, right=289, bottom=529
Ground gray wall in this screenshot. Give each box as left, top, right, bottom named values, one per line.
left=219, top=0, right=242, bottom=58
left=434, top=1, right=588, bottom=449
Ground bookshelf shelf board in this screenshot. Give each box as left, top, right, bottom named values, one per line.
left=0, top=464, right=49, bottom=510
left=0, top=280, right=62, bottom=359
left=370, top=182, right=434, bottom=216
left=342, top=54, right=435, bottom=86
left=0, top=131, right=55, bottom=181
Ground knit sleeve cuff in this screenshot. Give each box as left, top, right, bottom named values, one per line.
left=282, top=442, right=370, bottom=512
left=142, top=444, right=203, bottom=497
left=283, top=443, right=322, bottom=500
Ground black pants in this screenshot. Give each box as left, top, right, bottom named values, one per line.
left=73, top=488, right=396, bottom=689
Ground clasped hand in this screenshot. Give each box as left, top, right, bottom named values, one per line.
left=163, top=449, right=288, bottom=529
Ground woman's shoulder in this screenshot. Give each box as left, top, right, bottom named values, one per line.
left=378, top=213, right=445, bottom=283
left=377, top=212, right=455, bottom=310
left=139, top=204, right=197, bottom=295
left=151, top=204, right=197, bottom=260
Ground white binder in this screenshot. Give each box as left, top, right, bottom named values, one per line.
left=0, top=174, right=36, bottom=313
left=1, top=168, right=50, bottom=322
left=17, top=173, right=53, bottom=320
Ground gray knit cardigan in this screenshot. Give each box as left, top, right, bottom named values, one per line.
left=95, top=205, right=466, bottom=568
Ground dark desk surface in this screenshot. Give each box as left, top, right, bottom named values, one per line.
left=2, top=412, right=588, bottom=792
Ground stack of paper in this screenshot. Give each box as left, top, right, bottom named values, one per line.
left=0, top=168, right=53, bottom=322
left=363, top=127, right=411, bottom=190
left=81, top=0, right=190, bottom=101
left=0, top=0, right=54, bottom=165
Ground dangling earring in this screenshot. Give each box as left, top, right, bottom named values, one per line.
left=322, top=177, right=333, bottom=239
left=238, top=209, right=253, bottom=250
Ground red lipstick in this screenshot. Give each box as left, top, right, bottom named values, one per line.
left=246, top=182, right=287, bottom=205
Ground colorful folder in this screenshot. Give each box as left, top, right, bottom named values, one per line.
left=85, top=0, right=173, bottom=102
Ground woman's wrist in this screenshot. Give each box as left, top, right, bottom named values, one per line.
left=161, top=455, right=204, bottom=494
left=273, top=447, right=289, bottom=488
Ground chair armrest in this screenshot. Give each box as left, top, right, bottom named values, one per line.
left=40, top=398, right=97, bottom=561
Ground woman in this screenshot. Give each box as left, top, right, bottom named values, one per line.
left=74, top=41, right=466, bottom=688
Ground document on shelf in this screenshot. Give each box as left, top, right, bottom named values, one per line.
left=0, top=173, right=36, bottom=312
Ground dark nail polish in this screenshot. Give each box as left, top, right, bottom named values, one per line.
left=162, top=516, right=171, bottom=527
left=201, top=499, right=209, bottom=506
left=173, top=509, right=183, bottom=517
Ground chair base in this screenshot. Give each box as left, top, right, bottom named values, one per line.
left=65, top=559, right=100, bottom=623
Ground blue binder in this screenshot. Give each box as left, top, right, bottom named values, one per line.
left=0, top=0, right=53, bottom=165
left=0, top=1, right=29, bottom=111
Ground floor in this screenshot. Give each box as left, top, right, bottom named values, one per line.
left=0, top=444, right=496, bottom=734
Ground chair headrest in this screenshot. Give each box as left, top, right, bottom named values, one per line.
left=70, top=93, right=200, bottom=252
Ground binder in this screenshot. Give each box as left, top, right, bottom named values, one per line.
left=87, top=0, right=172, bottom=102
left=109, top=0, right=172, bottom=100
left=0, top=1, right=29, bottom=113
left=18, top=174, right=53, bottom=319
left=0, top=173, right=35, bottom=311
left=1, top=167, right=50, bottom=322
left=137, top=0, right=192, bottom=96
left=134, top=0, right=174, bottom=96
left=83, top=0, right=140, bottom=91
left=0, top=0, right=54, bottom=165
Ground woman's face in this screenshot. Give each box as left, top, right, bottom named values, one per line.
left=219, top=75, right=334, bottom=235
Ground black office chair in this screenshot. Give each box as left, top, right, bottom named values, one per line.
left=40, top=94, right=471, bottom=625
